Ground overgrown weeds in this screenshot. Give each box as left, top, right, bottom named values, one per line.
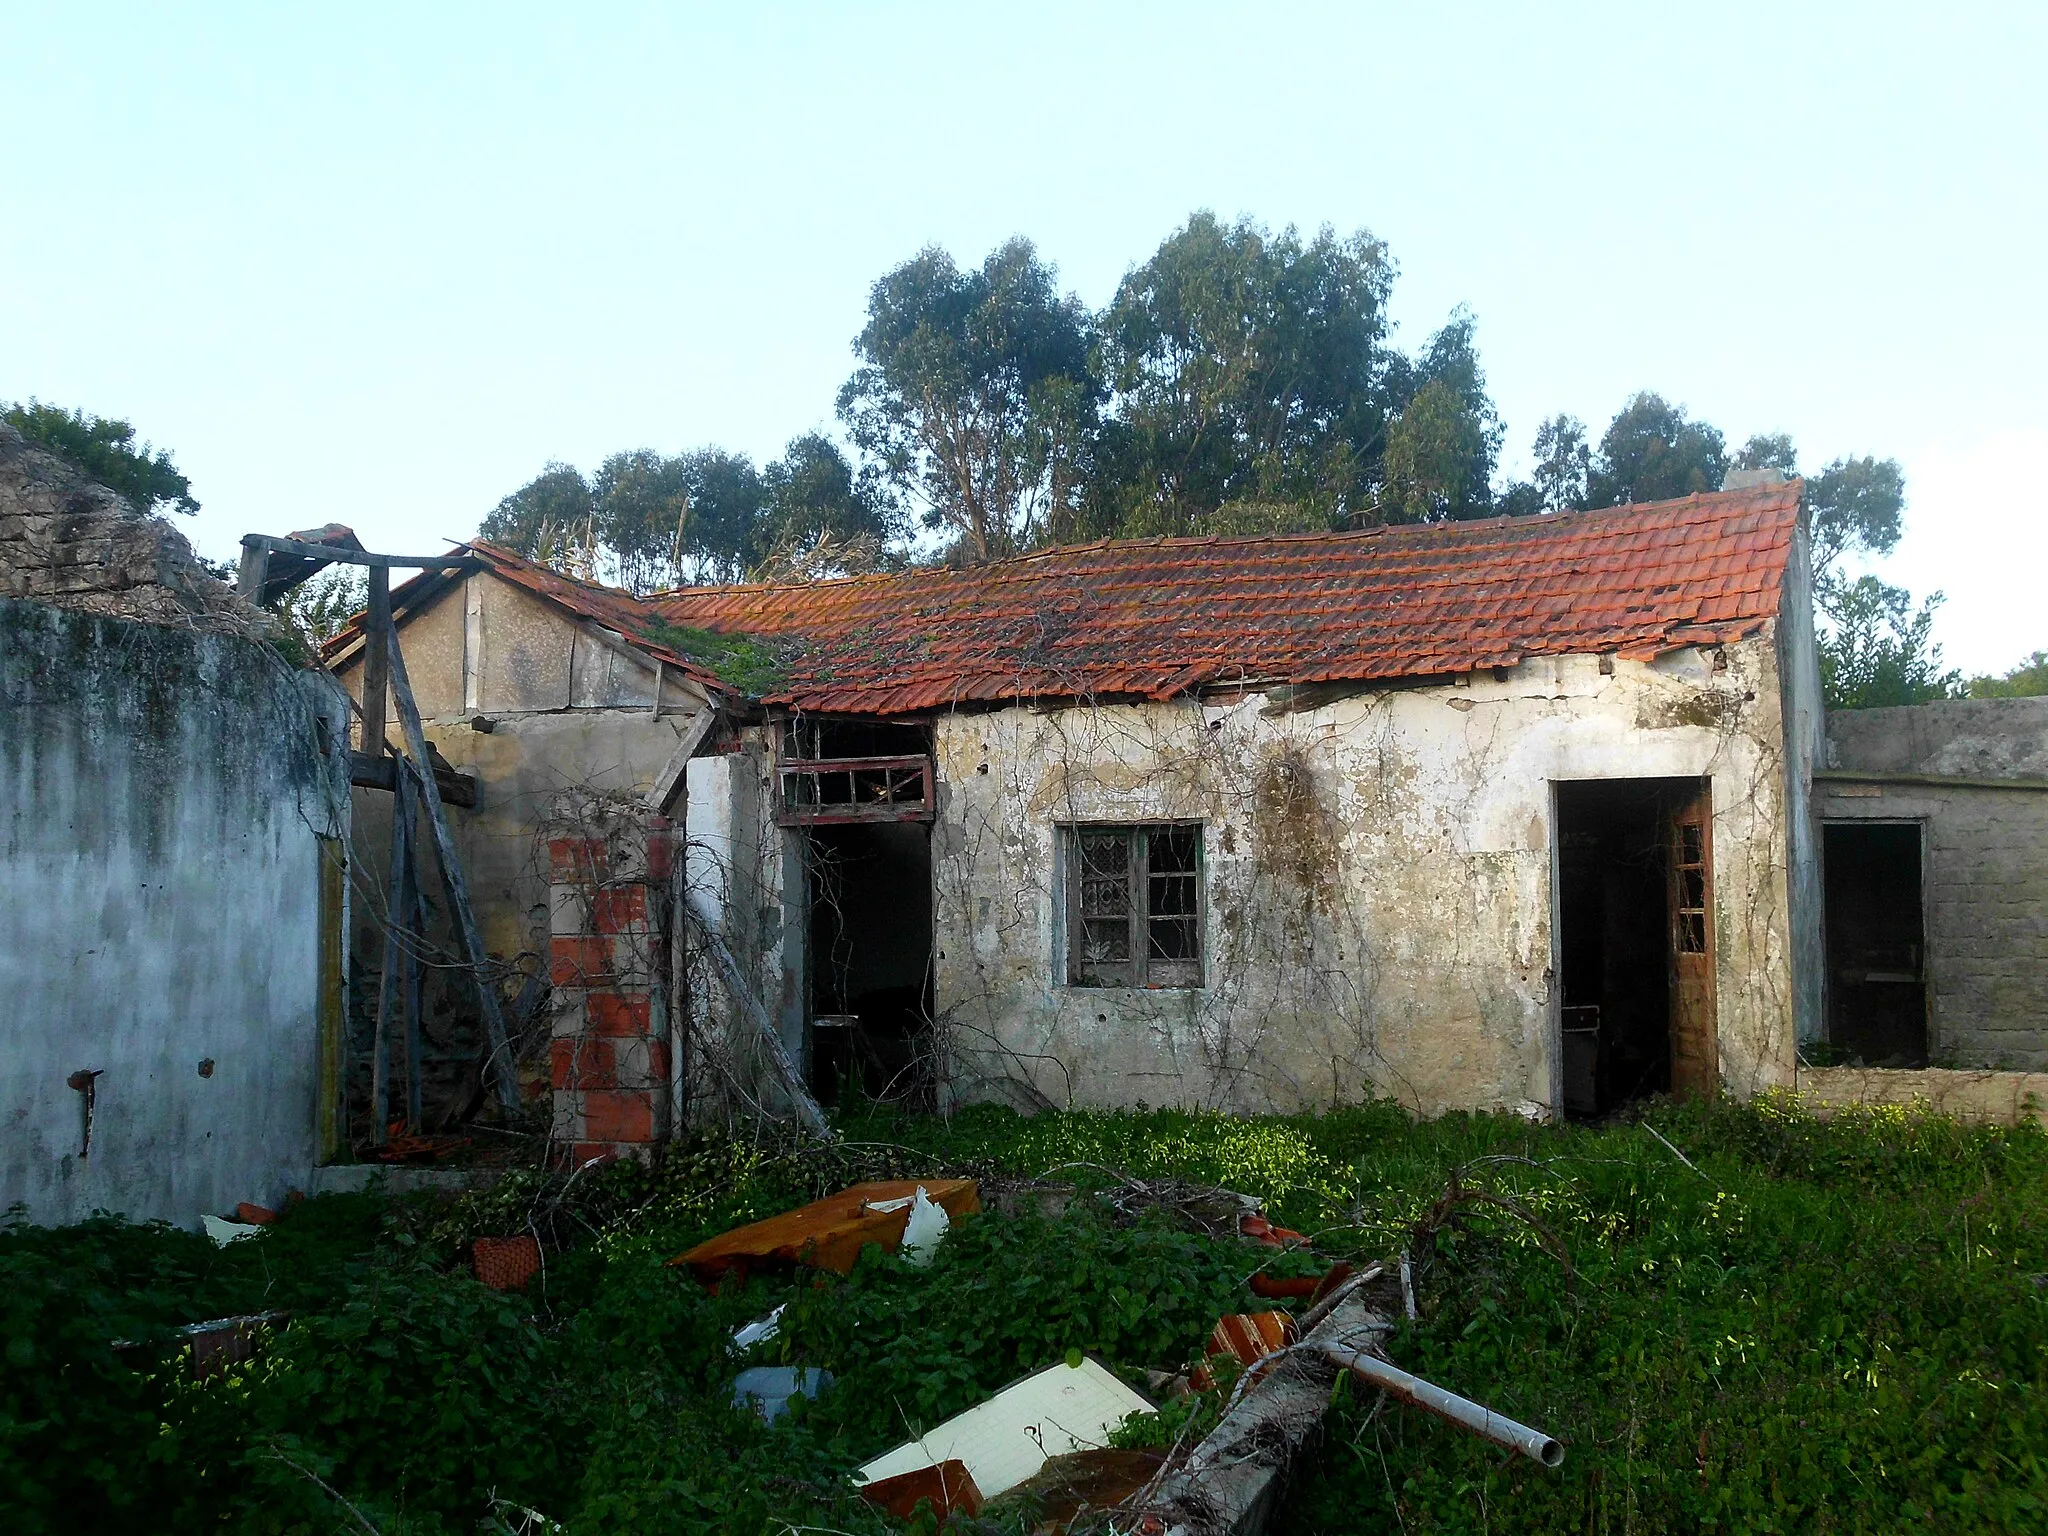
left=3, top=1094, right=2044, bottom=1533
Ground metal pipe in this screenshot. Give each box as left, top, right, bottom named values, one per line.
left=1320, top=1343, right=1564, bottom=1468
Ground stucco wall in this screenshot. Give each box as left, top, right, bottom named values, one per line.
left=339, top=571, right=707, bottom=968
left=0, top=598, right=350, bottom=1226
left=683, top=739, right=808, bottom=1113
left=926, top=639, right=1801, bottom=1116
left=1777, top=525, right=1828, bottom=1047
left=1794, top=1066, right=2048, bottom=1127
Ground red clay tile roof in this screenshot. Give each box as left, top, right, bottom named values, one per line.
left=642, top=483, right=1803, bottom=715
left=323, top=545, right=733, bottom=697
left=329, top=483, right=1802, bottom=717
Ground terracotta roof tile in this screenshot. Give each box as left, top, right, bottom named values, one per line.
left=331, top=484, right=1801, bottom=717
left=638, top=483, right=1802, bottom=715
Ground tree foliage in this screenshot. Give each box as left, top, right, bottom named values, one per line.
left=838, top=236, right=1095, bottom=561
left=1817, top=575, right=1960, bottom=709
left=2, top=399, right=199, bottom=516
left=1092, top=213, right=1399, bottom=535
left=481, top=437, right=892, bottom=592
left=1585, top=391, right=1727, bottom=506
left=1967, top=650, right=2048, bottom=699
left=466, top=211, right=1942, bottom=721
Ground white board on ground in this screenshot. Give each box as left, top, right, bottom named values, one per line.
left=854, top=1356, right=1153, bottom=1500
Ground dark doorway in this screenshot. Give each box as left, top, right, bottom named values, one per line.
left=1554, top=777, right=1717, bottom=1117
left=805, top=822, right=934, bottom=1108
left=1823, top=822, right=1927, bottom=1067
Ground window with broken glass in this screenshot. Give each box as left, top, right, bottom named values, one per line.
left=1063, top=823, right=1204, bottom=988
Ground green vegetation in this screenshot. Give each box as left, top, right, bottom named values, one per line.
left=5, top=1097, right=2044, bottom=1533
left=3, top=398, right=200, bottom=516
left=1970, top=650, right=2048, bottom=699
left=640, top=620, right=794, bottom=697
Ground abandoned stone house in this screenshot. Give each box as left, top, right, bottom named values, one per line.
left=315, top=475, right=2048, bottom=1161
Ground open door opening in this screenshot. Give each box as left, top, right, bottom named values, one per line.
left=1822, top=822, right=1927, bottom=1067
left=805, top=822, right=934, bottom=1109
left=1555, top=777, right=1717, bottom=1117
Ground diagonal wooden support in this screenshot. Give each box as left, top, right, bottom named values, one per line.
left=368, top=764, right=414, bottom=1146
left=396, top=760, right=428, bottom=1133
left=385, top=622, right=520, bottom=1113
left=684, top=895, right=833, bottom=1142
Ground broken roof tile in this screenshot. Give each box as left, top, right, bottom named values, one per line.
left=332, top=484, right=1801, bottom=717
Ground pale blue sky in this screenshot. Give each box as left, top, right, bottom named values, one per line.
left=3, top=3, right=2043, bottom=671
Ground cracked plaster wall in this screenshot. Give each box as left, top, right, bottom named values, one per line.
left=926, top=636, right=1804, bottom=1117
left=0, top=598, right=350, bottom=1225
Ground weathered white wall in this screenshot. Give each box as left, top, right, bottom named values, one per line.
left=683, top=736, right=808, bottom=1114
left=0, top=598, right=350, bottom=1226
left=927, top=637, right=1803, bottom=1116
left=1777, top=525, right=1829, bottom=1047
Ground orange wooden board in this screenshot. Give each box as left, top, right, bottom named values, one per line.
left=672, top=1178, right=980, bottom=1282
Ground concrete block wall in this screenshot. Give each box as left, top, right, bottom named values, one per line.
left=1826, top=697, right=2048, bottom=1070
left=547, top=820, right=673, bottom=1163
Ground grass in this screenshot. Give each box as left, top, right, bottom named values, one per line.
left=3, top=1094, right=2044, bottom=1533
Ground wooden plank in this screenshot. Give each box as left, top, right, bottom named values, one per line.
left=243, top=534, right=476, bottom=569
left=349, top=749, right=479, bottom=808
left=385, top=621, right=521, bottom=1112
left=396, top=763, right=426, bottom=1133
left=684, top=894, right=833, bottom=1141
left=361, top=568, right=390, bottom=757
left=236, top=538, right=269, bottom=601
left=369, top=763, right=411, bottom=1147
left=644, top=706, right=718, bottom=815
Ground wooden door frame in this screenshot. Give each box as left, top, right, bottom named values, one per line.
left=1665, top=779, right=1718, bottom=1101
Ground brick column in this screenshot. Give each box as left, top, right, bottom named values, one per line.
left=548, top=826, right=671, bottom=1165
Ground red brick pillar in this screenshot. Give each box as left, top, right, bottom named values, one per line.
left=548, top=826, right=671, bottom=1165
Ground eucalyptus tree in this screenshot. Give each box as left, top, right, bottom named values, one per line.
left=838, top=237, right=1097, bottom=562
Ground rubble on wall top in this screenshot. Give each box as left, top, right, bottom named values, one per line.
left=0, top=422, right=265, bottom=639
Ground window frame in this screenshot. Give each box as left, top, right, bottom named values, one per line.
left=1060, top=821, right=1206, bottom=990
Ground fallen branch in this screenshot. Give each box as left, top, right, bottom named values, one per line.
left=1642, top=1121, right=1712, bottom=1182
left=264, top=1448, right=382, bottom=1536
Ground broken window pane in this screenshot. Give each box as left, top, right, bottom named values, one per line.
left=1679, top=822, right=1704, bottom=866
left=1678, top=909, right=1707, bottom=954
left=1065, top=823, right=1203, bottom=988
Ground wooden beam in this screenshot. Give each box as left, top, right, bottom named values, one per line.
left=369, top=760, right=412, bottom=1147
left=385, top=621, right=521, bottom=1113
left=684, top=895, right=833, bottom=1141
left=644, top=706, right=718, bottom=815
left=236, top=539, right=268, bottom=601
left=361, top=567, right=390, bottom=757
left=241, top=534, right=476, bottom=570
left=350, top=749, right=479, bottom=808
left=396, top=763, right=427, bottom=1134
